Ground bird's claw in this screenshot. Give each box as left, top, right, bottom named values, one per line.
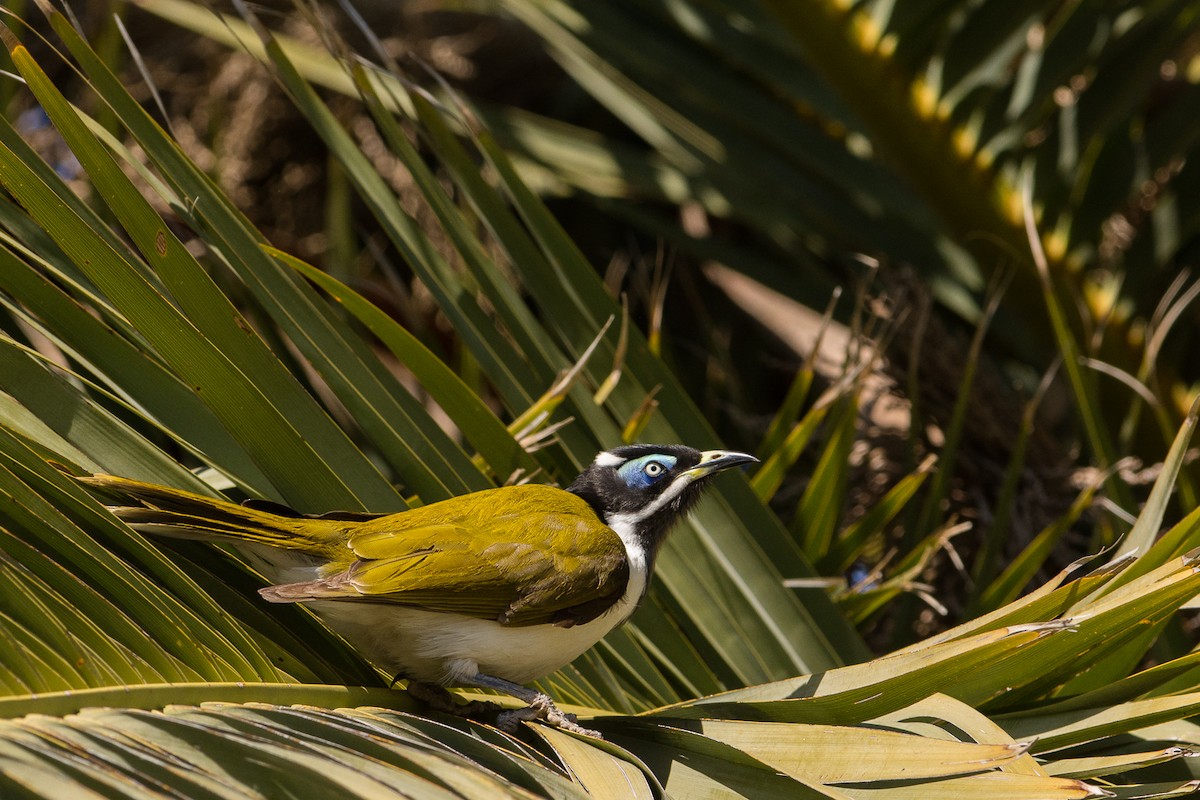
left=496, top=693, right=602, bottom=738
left=408, top=682, right=601, bottom=738
left=406, top=681, right=501, bottom=718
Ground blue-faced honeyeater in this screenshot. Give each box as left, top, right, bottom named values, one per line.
left=80, top=444, right=757, bottom=735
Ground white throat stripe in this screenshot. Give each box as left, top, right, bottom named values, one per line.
left=618, top=474, right=697, bottom=526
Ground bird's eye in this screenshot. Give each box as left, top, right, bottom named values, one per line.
left=617, top=454, right=678, bottom=487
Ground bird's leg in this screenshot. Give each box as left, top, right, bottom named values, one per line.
left=404, top=680, right=501, bottom=718
left=464, top=673, right=601, bottom=738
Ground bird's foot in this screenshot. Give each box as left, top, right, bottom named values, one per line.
left=495, top=692, right=602, bottom=738
left=405, top=681, right=502, bottom=718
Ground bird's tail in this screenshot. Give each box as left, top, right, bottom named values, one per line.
left=77, top=474, right=346, bottom=560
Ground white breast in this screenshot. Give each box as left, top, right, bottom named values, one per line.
left=308, top=520, right=649, bottom=686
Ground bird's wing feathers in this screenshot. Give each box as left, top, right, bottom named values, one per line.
left=262, top=486, right=630, bottom=627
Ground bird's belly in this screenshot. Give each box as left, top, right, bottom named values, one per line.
left=310, top=570, right=645, bottom=686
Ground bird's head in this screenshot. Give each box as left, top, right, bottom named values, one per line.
left=567, top=444, right=758, bottom=560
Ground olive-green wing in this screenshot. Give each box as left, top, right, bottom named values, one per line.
left=260, top=486, right=630, bottom=627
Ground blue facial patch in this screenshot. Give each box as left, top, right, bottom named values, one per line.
left=617, top=454, right=678, bottom=489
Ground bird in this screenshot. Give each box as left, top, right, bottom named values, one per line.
left=78, top=444, right=757, bottom=736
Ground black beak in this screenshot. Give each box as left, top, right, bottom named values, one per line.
left=685, top=450, right=759, bottom=477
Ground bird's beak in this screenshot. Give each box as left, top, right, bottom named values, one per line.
left=685, top=450, right=760, bottom=478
